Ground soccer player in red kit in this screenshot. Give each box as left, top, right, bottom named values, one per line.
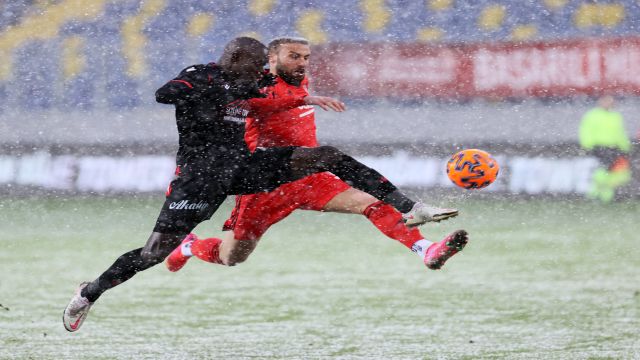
left=165, top=37, right=466, bottom=272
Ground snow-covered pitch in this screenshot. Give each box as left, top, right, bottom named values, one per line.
left=1, top=196, right=638, bottom=359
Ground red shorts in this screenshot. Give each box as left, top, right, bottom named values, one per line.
left=223, top=172, right=350, bottom=240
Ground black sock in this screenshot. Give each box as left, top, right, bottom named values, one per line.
left=323, top=154, right=415, bottom=212
left=81, top=248, right=151, bottom=302
left=290, top=147, right=416, bottom=213
left=380, top=190, right=415, bottom=213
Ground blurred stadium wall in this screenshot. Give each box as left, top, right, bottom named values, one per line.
left=1, top=0, right=639, bottom=196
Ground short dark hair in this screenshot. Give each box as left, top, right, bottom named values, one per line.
left=267, top=37, right=309, bottom=54
left=218, top=36, right=267, bottom=65
left=223, top=37, right=267, bottom=57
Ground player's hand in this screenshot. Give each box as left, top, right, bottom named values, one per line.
left=303, top=96, right=346, bottom=112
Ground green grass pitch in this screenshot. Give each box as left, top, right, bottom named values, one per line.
left=1, top=195, right=638, bottom=359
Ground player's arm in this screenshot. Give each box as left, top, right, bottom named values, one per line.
left=303, top=95, right=346, bottom=112
left=155, top=65, right=216, bottom=104
left=245, top=95, right=345, bottom=117
left=245, top=96, right=305, bottom=117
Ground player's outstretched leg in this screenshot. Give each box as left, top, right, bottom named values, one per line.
left=420, top=230, right=468, bottom=270
left=289, top=146, right=458, bottom=226
left=359, top=200, right=465, bottom=269
left=62, top=232, right=185, bottom=332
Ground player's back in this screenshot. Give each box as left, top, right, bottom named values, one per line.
left=245, top=76, right=318, bottom=151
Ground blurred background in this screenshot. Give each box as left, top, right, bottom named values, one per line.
left=1, top=0, right=639, bottom=197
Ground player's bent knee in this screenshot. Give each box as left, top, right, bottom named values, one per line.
left=141, top=232, right=184, bottom=265
left=222, top=258, right=242, bottom=266
left=323, top=188, right=378, bottom=214
left=140, top=244, right=173, bottom=265
left=139, top=250, right=166, bottom=266
left=219, top=238, right=259, bottom=266
left=220, top=252, right=249, bottom=266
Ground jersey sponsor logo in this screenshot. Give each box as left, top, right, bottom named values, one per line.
left=223, top=116, right=246, bottom=124
left=169, top=200, right=210, bottom=210
left=224, top=105, right=250, bottom=123
left=225, top=106, right=249, bottom=117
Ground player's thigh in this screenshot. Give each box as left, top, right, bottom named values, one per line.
left=154, top=172, right=226, bottom=234
left=229, top=192, right=300, bottom=241
left=230, top=146, right=298, bottom=194
left=322, top=187, right=378, bottom=214
left=219, top=231, right=260, bottom=265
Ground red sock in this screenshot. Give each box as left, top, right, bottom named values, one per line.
left=190, top=237, right=223, bottom=264
left=363, top=201, right=424, bottom=249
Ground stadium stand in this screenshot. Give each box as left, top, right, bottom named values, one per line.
left=0, top=0, right=639, bottom=111
left=1, top=1, right=639, bottom=198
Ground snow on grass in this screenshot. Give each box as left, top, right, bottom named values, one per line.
left=0, top=197, right=638, bottom=359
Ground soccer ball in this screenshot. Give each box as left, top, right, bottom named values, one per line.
left=446, top=149, right=499, bottom=189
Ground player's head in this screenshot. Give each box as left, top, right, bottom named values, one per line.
left=597, top=95, right=615, bottom=110
left=218, top=37, right=268, bottom=81
left=267, top=37, right=310, bottom=86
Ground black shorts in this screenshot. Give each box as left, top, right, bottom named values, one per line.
left=153, top=146, right=298, bottom=234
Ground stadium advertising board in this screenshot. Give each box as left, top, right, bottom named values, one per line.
left=312, top=37, right=640, bottom=98
left=0, top=150, right=605, bottom=196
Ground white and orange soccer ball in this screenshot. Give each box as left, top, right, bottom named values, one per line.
left=446, top=149, right=499, bottom=189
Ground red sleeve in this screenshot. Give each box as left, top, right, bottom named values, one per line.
left=246, top=96, right=306, bottom=118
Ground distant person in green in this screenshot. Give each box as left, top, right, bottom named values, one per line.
left=579, top=95, right=632, bottom=202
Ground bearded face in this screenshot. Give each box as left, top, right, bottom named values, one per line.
left=270, top=43, right=310, bottom=86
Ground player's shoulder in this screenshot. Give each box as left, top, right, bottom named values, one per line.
left=177, top=64, right=206, bottom=75
left=180, top=64, right=208, bottom=76
left=177, top=63, right=220, bottom=77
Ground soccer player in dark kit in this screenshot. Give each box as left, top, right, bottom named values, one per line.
left=165, top=37, right=468, bottom=273
left=63, top=37, right=458, bottom=332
